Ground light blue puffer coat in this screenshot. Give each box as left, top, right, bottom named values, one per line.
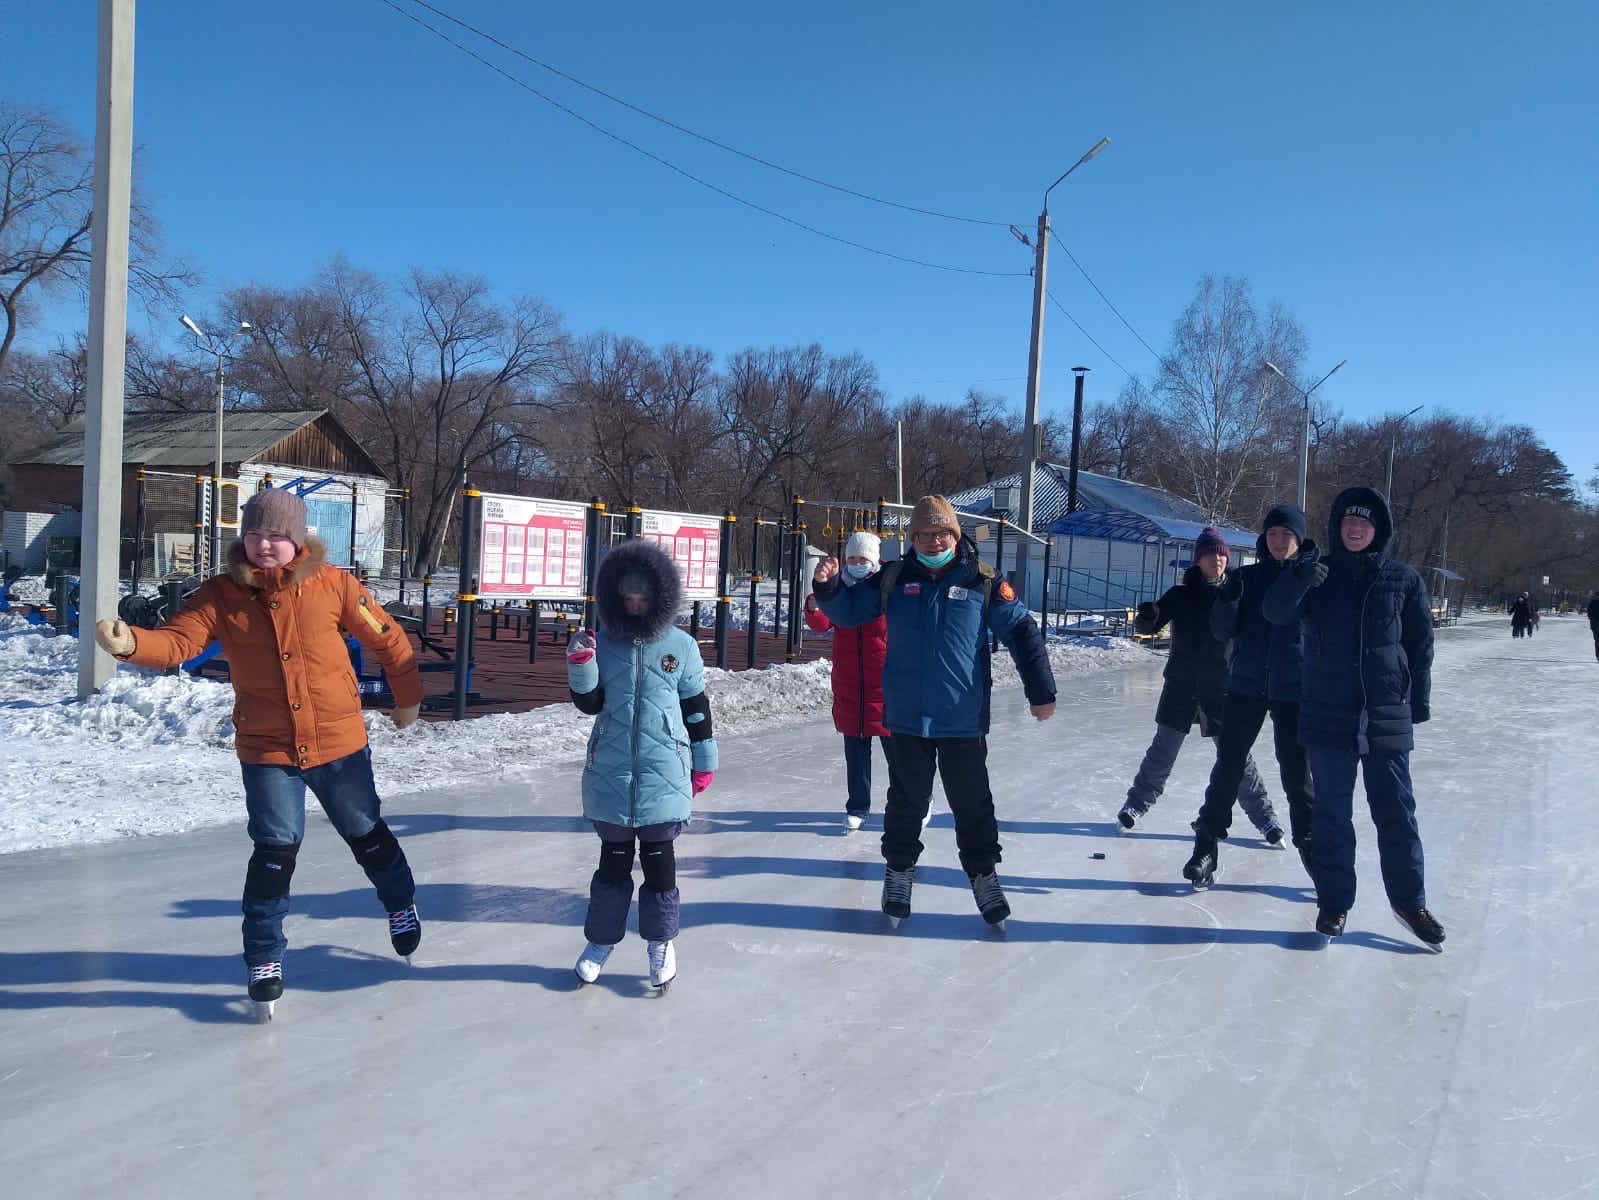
left=568, top=539, right=717, bottom=827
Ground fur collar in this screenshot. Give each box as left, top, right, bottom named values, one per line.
left=227, top=537, right=328, bottom=593
left=594, top=538, right=682, bottom=642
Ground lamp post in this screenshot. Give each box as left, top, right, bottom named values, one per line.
left=180, top=315, right=251, bottom=572
left=1015, top=136, right=1110, bottom=588
left=1385, top=404, right=1425, bottom=498
left=1264, top=358, right=1346, bottom=509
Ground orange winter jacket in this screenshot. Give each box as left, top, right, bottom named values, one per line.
left=120, top=539, right=422, bottom=768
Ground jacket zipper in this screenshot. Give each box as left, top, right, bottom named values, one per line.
left=629, top=639, right=644, bottom=822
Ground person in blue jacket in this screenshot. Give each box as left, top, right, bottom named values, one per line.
left=566, top=538, right=717, bottom=989
left=1184, top=503, right=1316, bottom=886
left=1264, top=486, right=1445, bottom=950
left=813, top=494, right=1056, bottom=929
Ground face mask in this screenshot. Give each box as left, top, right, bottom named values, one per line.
left=915, top=546, right=956, bottom=570
left=843, top=563, right=874, bottom=582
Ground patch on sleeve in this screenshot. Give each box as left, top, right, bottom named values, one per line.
left=997, top=580, right=1016, bottom=602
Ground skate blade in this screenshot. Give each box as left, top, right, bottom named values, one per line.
left=253, top=999, right=276, bottom=1023
left=886, top=915, right=903, bottom=929
left=651, top=978, right=674, bottom=993
left=985, top=919, right=1007, bottom=935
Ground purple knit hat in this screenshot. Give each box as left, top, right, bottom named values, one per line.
left=1194, top=527, right=1229, bottom=561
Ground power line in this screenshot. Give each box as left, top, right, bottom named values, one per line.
left=398, top=0, right=1010, bottom=229
left=1046, top=291, right=1136, bottom=380
left=376, top=0, right=1028, bottom=278
left=1049, top=230, right=1164, bottom=362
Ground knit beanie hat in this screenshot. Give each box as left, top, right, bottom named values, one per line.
left=240, top=489, right=308, bottom=549
left=909, top=495, right=960, bottom=536
left=1194, top=527, right=1229, bottom=561
left=844, top=530, right=882, bottom=569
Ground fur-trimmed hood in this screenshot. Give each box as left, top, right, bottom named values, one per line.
left=595, top=538, right=682, bottom=641
left=227, top=537, right=329, bottom=593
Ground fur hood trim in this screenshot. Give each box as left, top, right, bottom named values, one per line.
left=227, top=537, right=329, bottom=592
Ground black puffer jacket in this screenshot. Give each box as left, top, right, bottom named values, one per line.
left=1588, top=596, right=1599, bottom=633
left=1137, top=565, right=1230, bottom=732
left=1211, top=503, right=1307, bottom=703
left=1263, top=486, right=1434, bottom=755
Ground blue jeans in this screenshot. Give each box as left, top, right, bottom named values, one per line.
left=1305, top=748, right=1425, bottom=914
left=842, top=735, right=890, bottom=815
left=240, top=748, right=413, bottom=965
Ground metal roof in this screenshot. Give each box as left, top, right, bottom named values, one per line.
left=18, top=410, right=332, bottom=468
left=948, top=464, right=1257, bottom=547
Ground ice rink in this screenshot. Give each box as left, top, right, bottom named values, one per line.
left=2, top=614, right=1594, bottom=1199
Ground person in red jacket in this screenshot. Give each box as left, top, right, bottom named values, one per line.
left=804, top=531, right=925, bottom=832
left=94, top=488, right=423, bottom=1018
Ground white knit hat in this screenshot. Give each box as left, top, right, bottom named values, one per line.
left=844, top=530, right=882, bottom=570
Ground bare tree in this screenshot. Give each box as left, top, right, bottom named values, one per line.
left=1150, top=275, right=1307, bottom=522
left=0, top=100, right=191, bottom=378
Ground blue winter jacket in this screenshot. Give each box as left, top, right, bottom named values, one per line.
left=568, top=540, right=717, bottom=827
left=1263, top=487, right=1434, bottom=755
left=1212, top=502, right=1307, bottom=703
left=815, top=539, right=1055, bottom=738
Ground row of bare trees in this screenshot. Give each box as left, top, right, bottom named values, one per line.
left=1, top=96, right=1593, bottom=600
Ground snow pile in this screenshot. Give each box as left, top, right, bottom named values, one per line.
left=0, top=611, right=1151, bottom=853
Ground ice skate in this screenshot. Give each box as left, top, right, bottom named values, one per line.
left=969, top=870, right=1010, bottom=929
left=844, top=812, right=865, bottom=832
left=1182, top=828, right=1220, bottom=890
left=647, top=939, right=677, bottom=990
left=1116, top=802, right=1144, bottom=832
left=1392, top=907, right=1445, bottom=953
left=1261, top=823, right=1287, bottom=848
left=1315, top=908, right=1347, bottom=938
left=881, top=865, right=916, bottom=924
left=248, top=961, right=282, bottom=1022
left=574, top=941, right=613, bottom=984
left=388, top=903, right=422, bottom=958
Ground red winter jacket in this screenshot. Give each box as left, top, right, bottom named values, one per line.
left=806, top=601, right=889, bottom=738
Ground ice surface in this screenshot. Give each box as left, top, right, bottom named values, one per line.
left=1, top=614, right=1595, bottom=1198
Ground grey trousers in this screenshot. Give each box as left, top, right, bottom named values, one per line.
left=1125, top=723, right=1277, bottom=831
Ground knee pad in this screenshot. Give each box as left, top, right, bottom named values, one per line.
left=597, top=840, right=636, bottom=885
left=640, top=839, right=676, bottom=892
left=346, top=819, right=401, bottom=870
left=245, top=842, right=300, bottom=900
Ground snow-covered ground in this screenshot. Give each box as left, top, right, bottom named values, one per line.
left=0, top=608, right=1145, bottom=854
left=1, top=612, right=1594, bottom=1199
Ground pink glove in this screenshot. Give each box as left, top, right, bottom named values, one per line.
left=691, top=770, right=714, bottom=797
left=565, top=629, right=596, bottom=666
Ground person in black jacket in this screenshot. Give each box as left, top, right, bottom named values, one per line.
left=1510, top=593, right=1532, bottom=638
left=1183, top=503, right=1316, bottom=887
left=1264, top=486, right=1444, bottom=950
left=1587, top=592, right=1599, bottom=661
left=1117, top=527, right=1282, bottom=842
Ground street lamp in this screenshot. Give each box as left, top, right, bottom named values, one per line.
left=179, top=315, right=252, bottom=572
left=1264, top=358, right=1346, bottom=509
left=1385, top=404, right=1425, bottom=498
left=1016, top=136, right=1110, bottom=593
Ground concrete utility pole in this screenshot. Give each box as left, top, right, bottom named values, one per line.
left=1016, top=137, right=1108, bottom=596
left=78, top=0, right=136, bottom=700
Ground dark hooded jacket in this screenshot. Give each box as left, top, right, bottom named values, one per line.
left=1210, top=503, right=1307, bottom=703
left=566, top=538, right=717, bottom=827
left=1588, top=595, right=1599, bottom=633
left=1263, top=486, right=1434, bottom=755
left=1136, top=564, right=1231, bottom=732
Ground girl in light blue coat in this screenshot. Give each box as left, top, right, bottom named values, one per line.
left=566, top=538, right=717, bottom=990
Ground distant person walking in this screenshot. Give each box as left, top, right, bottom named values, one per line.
left=1588, top=592, right=1599, bottom=661
left=1510, top=593, right=1533, bottom=638
left=1264, top=486, right=1445, bottom=950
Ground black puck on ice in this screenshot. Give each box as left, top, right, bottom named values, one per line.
left=1090, top=851, right=1106, bottom=860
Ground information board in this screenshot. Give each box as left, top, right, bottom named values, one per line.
left=638, top=509, right=721, bottom=602
left=477, top=493, right=588, bottom=599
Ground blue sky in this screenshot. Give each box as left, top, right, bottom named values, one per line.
left=7, top=1, right=1596, bottom=487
